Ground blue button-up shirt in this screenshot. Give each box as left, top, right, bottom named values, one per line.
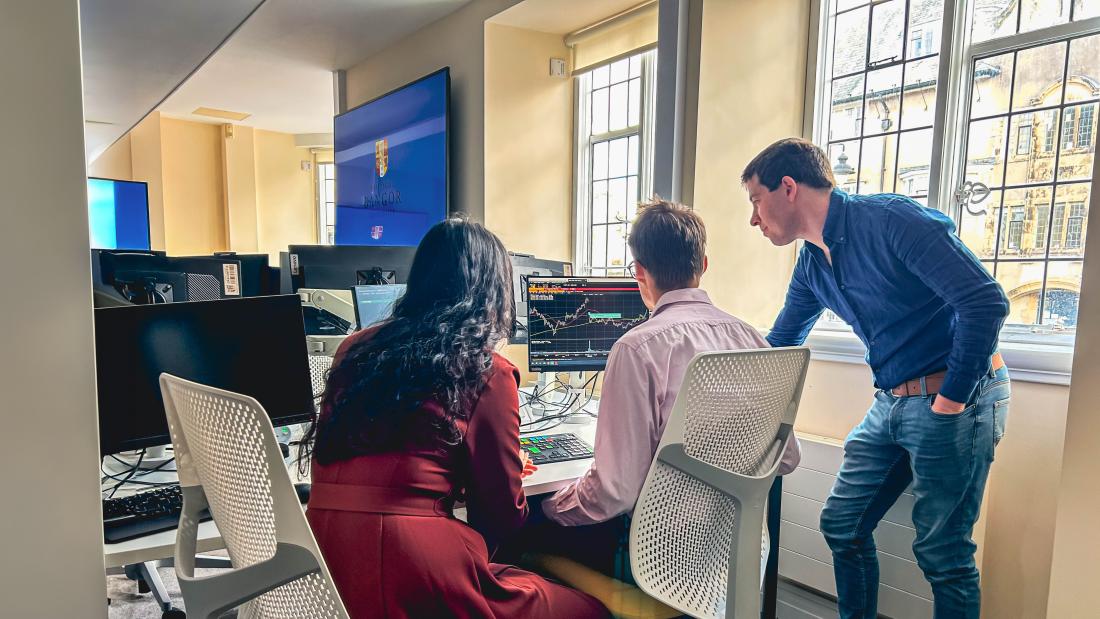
left=766, top=189, right=1009, bottom=403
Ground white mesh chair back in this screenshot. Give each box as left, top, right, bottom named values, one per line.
left=629, top=347, right=809, bottom=619
left=160, top=373, right=348, bottom=619
left=308, top=354, right=333, bottom=403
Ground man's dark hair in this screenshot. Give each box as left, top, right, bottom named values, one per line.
left=627, top=199, right=706, bottom=292
left=741, top=137, right=836, bottom=191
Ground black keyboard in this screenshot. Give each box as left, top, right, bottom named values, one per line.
left=520, top=433, right=594, bottom=465
left=102, top=485, right=210, bottom=544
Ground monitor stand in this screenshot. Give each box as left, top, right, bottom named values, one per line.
left=528, top=372, right=593, bottom=424
left=113, top=444, right=175, bottom=471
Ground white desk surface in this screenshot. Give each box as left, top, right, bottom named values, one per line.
left=104, top=392, right=599, bottom=568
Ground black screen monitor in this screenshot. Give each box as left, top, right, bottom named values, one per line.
left=526, top=277, right=649, bottom=372
left=94, top=295, right=314, bottom=455
left=180, top=253, right=280, bottom=297
left=91, top=251, right=242, bottom=307
left=352, top=284, right=406, bottom=330
left=287, top=244, right=418, bottom=291
left=508, top=253, right=572, bottom=344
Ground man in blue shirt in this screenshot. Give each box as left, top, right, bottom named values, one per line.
left=742, top=138, right=1011, bottom=619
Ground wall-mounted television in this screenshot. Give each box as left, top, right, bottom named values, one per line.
left=87, top=177, right=151, bottom=250
left=333, top=67, right=450, bottom=247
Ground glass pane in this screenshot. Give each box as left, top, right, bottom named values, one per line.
left=907, top=0, right=944, bottom=60
left=858, top=134, right=898, bottom=193
left=1020, top=0, right=1072, bottom=33
left=627, top=176, right=639, bottom=219
left=592, top=141, right=608, bottom=180
left=629, top=55, right=642, bottom=78
left=607, top=224, right=627, bottom=267
left=869, top=0, right=905, bottom=65
left=628, top=135, right=640, bottom=176
left=592, top=64, right=610, bottom=88
left=1058, top=103, right=1096, bottom=181
left=829, top=140, right=861, bottom=193
left=833, top=7, right=870, bottom=77
left=966, top=116, right=1008, bottom=188
left=592, top=87, right=609, bottom=134
left=610, top=58, right=629, bottom=84
left=592, top=180, right=608, bottom=224
left=972, top=0, right=1018, bottom=43
left=901, top=57, right=939, bottom=130
left=836, top=0, right=868, bottom=12
left=609, top=177, right=628, bottom=223
left=997, top=261, right=1047, bottom=324
left=325, top=178, right=335, bottom=200
left=1006, top=110, right=1059, bottom=185
left=1051, top=183, right=1092, bottom=257
left=830, top=75, right=865, bottom=141
left=958, top=190, right=1003, bottom=259
left=1043, top=261, right=1083, bottom=327
left=1000, top=186, right=1052, bottom=259
left=1076, top=0, right=1100, bottom=19
left=628, top=78, right=641, bottom=127
left=971, top=53, right=1014, bottom=119
left=591, top=225, right=607, bottom=268
left=608, top=137, right=628, bottom=178
left=608, top=82, right=629, bottom=131
left=863, top=65, right=904, bottom=135
left=895, top=129, right=934, bottom=196
left=1067, top=34, right=1100, bottom=104
left=1012, top=42, right=1068, bottom=112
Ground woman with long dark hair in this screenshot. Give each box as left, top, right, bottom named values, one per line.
left=304, top=218, right=609, bottom=619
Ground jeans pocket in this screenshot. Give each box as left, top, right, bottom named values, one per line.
left=993, top=398, right=1010, bottom=446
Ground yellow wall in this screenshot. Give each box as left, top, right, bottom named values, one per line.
left=692, top=0, right=806, bottom=328
left=254, top=129, right=317, bottom=264
left=160, top=117, right=227, bottom=254
left=129, top=111, right=166, bottom=250
left=223, top=124, right=260, bottom=253
left=344, top=0, right=522, bottom=222
left=88, top=134, right=133, bottom=181
left=484, top=23, right=574, bottom=261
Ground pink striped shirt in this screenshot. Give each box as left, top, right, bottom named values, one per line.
left=542, top=287, right=802, bottom=526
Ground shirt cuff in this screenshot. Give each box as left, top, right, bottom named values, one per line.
left=939, top=372, right=980, bottom=404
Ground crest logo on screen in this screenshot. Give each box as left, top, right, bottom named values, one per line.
left=375, top=138, right=389, bottom=178
left=371, top=225, right=384, bottom=240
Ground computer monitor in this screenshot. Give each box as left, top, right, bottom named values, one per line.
left=94, top=295, right=314, bottom=455
left=286, top=244, right=418, bottom=291
left=508, top=253, right=572, bottom=344
left=87, top=178, right=151, bottom=250
left=526, top=276, right=649, bottom=372
left=334, top=68, right=449, bottom=246
left=91, top=250, right=242, bottom=307
left=352, top=284, right=406, bottom=330
left=179, top=253, right=281, bottom=297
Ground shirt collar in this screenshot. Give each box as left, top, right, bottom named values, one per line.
left=823, top=188, right=849, bottom=246
left=652, top=287, right=712, bottom=315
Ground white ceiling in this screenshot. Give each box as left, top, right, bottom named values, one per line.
left=81, top=0, right=266, bottom=162
left=490, top=0, right=649, bottom=35
left=157, top=0, right=473, bottom=137
left=82, top=0, right=473, bottom=163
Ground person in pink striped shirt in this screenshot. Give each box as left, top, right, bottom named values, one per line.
left=499, top=199, right=801, bottom=581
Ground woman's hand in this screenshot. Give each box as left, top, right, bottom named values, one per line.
left=520, top=449, right=538, bottom=478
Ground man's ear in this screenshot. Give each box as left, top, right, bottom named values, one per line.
left=782, top=175, right=798, bottom=202
left=702, top=255, right=709, bottom=274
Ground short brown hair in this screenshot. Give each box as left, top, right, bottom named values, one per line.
left=741, top=137, right=835, bottom=191
left=627, top=199, right=706, bottom=291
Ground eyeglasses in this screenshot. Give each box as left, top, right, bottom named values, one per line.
left=626, top=261, right=636, bottom=278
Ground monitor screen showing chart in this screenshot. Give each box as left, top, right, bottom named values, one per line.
left=526, top=277, right=649, bottom=372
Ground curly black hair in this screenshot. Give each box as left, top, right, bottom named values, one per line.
left=305, top=217, right=515, bottom=465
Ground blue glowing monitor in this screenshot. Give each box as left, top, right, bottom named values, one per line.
left=334, top=68, right=449, bottom=247
left=87, top=178, right=151, bottom=250
left=352, top=284, right=406, bottom=330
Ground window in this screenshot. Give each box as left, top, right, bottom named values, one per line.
left=316, top=162, right=335, bottom=245
left=811, top=0, right=1099, bottom=343
left=574, top=50, right=657, bottom=276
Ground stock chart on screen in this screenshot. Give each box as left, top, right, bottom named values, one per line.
left=526, top=277, right=649, bottom=372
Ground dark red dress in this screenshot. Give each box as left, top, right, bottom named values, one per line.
left=307, top=331, right=609, bottom=619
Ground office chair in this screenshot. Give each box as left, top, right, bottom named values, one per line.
left=629, top=347, right=809, bottom=619
left=308, top=354, right=333, bottom=403
left=159, top=373, right=349, bottom=619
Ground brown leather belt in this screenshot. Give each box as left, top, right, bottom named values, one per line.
left=890, top=352, right=1005, bottom=397
left=307, top=482, right=454, bottom=517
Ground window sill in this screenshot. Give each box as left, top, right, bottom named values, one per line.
left=800, top=328, right=1073, bottom=386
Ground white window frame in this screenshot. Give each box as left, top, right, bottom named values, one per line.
left=316, top=162, right=335, bottom=245
left=803, top=0, right=1100, bottom=384
left=574, top=49, right=658, bottom=276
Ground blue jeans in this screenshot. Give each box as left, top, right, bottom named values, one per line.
left=820, top=366, right=1010, bottom=619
